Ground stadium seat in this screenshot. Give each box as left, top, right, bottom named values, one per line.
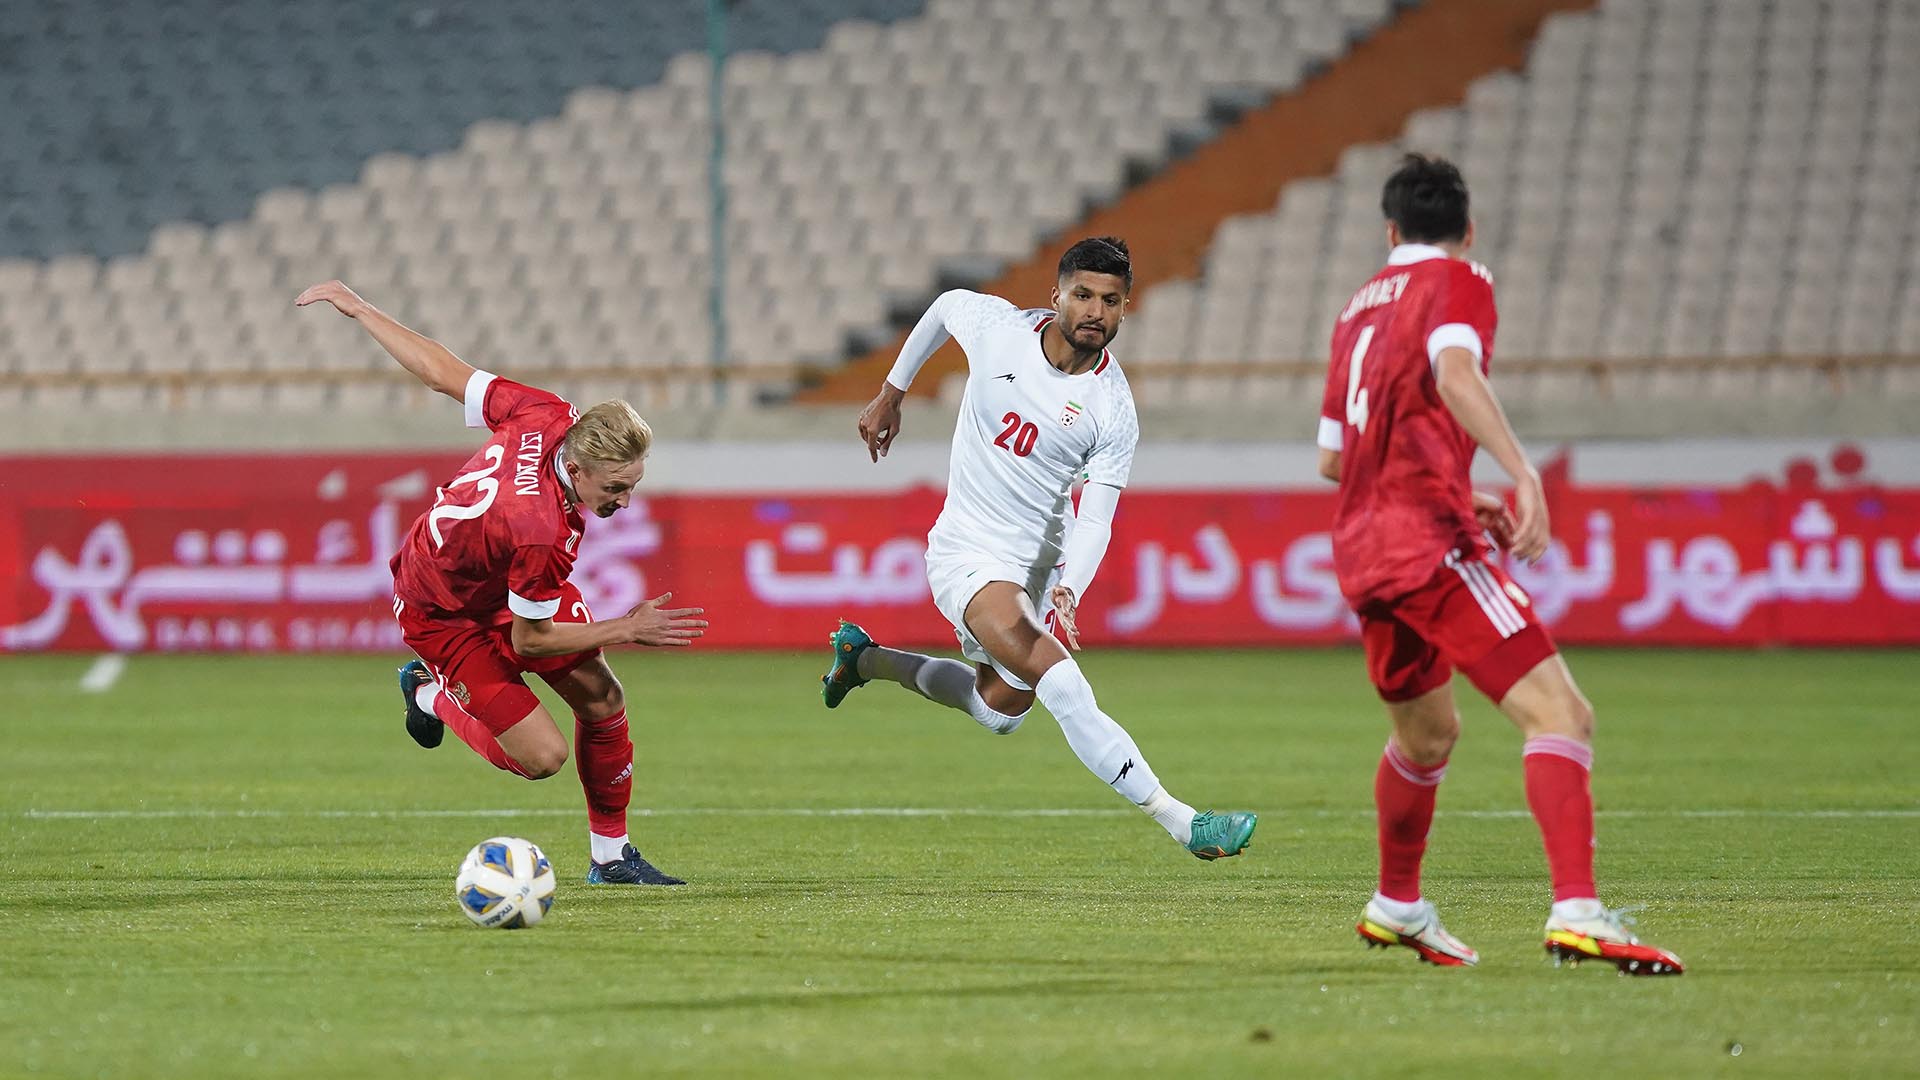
left=1118, top=0, right=1920, bottom=404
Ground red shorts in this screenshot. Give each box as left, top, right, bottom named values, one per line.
left=394, top=582, right=599, bottom=736
left=1356, top=552, right=1557, bottom=704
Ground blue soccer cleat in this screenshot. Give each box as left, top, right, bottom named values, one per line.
left=397, top=660, right=443, bottom=749
left=586, top=843, right=685, bottom=886
left=821, top=620, right=875, bottom=708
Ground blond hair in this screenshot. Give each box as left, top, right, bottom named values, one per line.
left=563, top=400, right=653, bottom=470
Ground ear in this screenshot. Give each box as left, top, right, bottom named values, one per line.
left=1385, top=221, right=1401, bottom=248
left=1463, top=218, right=1476, bottom=251
left=1050, top=284, right=1063, bottom=310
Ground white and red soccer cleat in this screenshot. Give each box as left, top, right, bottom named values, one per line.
left=1543, top=902, right=1684, bottom=976
left=1356, top=897, right=1479, bottom=967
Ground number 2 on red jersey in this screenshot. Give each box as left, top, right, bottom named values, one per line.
left=427, top=444, right=505, bottom=548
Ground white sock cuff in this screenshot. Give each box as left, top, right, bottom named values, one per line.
left=973, top=704, right=1028, bottom=735
left=588, top=831, right=630, bottom=864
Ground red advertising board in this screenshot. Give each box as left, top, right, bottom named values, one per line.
left=3, top=452, right=1918, bottom=652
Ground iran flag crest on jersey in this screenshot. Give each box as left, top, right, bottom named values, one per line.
left=1060, top=400, right=1083, bottom=427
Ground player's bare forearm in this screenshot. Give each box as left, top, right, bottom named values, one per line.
left=509, top=617, right=629, bottom=658
left=1434, top=348, right=1533, bottom=485
left=1437, top=347, right=1550, bottom=560
left=510, top=593, right=706, bottom=655
left=354, top=305, right=476, bottom=401
left=294, top=279, right=473, bottom=400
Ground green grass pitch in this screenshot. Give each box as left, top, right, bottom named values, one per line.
left=2, top=648, right=1915, bottom=1078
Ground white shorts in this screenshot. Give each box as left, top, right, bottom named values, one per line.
left=925, top=551, right=1061, bottom=692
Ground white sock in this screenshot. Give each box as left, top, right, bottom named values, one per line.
left=413, top=682, right=438, bottom=714
left=1371, top=892, right=1426, bottom=922
left=1033, top=659, right=1161, bottom=803
left=589, top=832, right=630, bottom=864
left=1551, top=896, right=1604, bottom=921
left=1139, top=786, right=1197, bottom=845
left=860, top=645, right=1026, bottom=734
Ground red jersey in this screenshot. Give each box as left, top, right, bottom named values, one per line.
left=1318, top=244, right=1498, bottom=606
left=390, top=372, right=584, bottom=628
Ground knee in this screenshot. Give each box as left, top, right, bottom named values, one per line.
left=578, top=681, right=626, bottom=723
left=1400, top=713, right=1460, bottom=764
left=516, top=743, right=570, bottom=779
left=1567, top=694, right=1595, bottom=743
left=1522, top=689, right=1595, bottom=743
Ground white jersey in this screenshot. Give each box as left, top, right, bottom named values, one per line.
left=911, top=291, right=1139, bottom=574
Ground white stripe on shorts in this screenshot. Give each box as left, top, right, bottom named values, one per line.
left=1450, top=556, right=1524, bottom=637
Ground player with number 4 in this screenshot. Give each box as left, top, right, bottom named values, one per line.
left=1318, top=156, right=1682, bottom=973
left=819, top=239, right=1258, bottom=861
left=296, top=279, right=708, bottom=887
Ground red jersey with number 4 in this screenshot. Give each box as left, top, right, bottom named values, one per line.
left=1318, top=245, right=1498, bottom=607
left=390, top=373, right=585, bottom=628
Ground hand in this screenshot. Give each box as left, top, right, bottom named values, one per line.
left=293, top=279, right=370, bottom=318
left=1508, top=469, right=1551, bottom=564
left=1471, top=489, right=1517, bottom=551
left=619, top=592, right=708, bottom=647
left=856, top=385, right=906, bottom=462
left=1049, top=585, right=1081, bottom=651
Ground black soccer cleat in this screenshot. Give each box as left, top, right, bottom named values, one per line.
left=586, top=843, right=685, bottom=886
left=397, top=660, right=444, bottom=749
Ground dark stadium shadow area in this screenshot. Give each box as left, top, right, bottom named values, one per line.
left=535, top=974, right=1126, bottom=1016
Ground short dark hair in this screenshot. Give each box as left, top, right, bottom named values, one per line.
left=1058, top=236, right=1132, bottom=290
left=1381, top=154, right=1470, bottom=244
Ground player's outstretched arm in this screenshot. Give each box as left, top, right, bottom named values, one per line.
left=858, top=290, right=1009, bottom=461
left=294, top=280, right=476, bottom=401
left=1434, top=347, right=1548, bottom=561
left=1048, top=482, right=1123, bottom=650
left=509, top=592, right=708, bottom=657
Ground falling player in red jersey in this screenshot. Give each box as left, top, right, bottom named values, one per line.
left=297, top=280, right=707, bottom=886
left=1317, top=157, right=1682, bottom=974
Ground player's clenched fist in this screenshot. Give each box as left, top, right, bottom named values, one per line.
left=294, top=279, right=371, bottom=319
left=619, top=592, right=708, bottom=647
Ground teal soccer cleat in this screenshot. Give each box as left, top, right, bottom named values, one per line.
left=821, top=620, right=875, bottom=708
left=1186, top=810, right=1257, bottom=860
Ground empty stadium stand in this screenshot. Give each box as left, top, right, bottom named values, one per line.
left=0, top=0, right=1389, bottom=416
left=1120, top=0, right=1920, bottom=405
left=0, top=0, right=926, bottom=260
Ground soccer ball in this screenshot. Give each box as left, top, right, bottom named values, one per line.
left=455, top=836, right=556, bottom=929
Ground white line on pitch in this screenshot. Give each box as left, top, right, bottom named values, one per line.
left=12, top=807, right=1919, bottom=821
left=77, top=654, right=127, bottom=694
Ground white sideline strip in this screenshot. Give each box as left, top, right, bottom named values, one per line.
left=12, top=807, right=1919, bottom=821
left=77, top=654, right=127, bottom=694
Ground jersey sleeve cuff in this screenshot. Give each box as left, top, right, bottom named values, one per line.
left=1316, top=415, right=1344, bottom=452
left=507, top=589, right=561, bottom=621
left=1426, top=323, right=1483, bottom=371
left=463, top=369, right=498, bottom=429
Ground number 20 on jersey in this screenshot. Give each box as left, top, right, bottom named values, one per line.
left=994, top=412, right=1039, bottom=457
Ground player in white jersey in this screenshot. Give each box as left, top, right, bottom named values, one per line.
left=819, top=238, right=1257, bottom=860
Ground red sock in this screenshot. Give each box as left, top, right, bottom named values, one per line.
left=1375, top=740, right=1446, bottom=902
left=431, top=686, right=534, bottom=779
left=575, top=709, right=633, bottom=841
left=1523, top=735, right=1597, bottom=902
